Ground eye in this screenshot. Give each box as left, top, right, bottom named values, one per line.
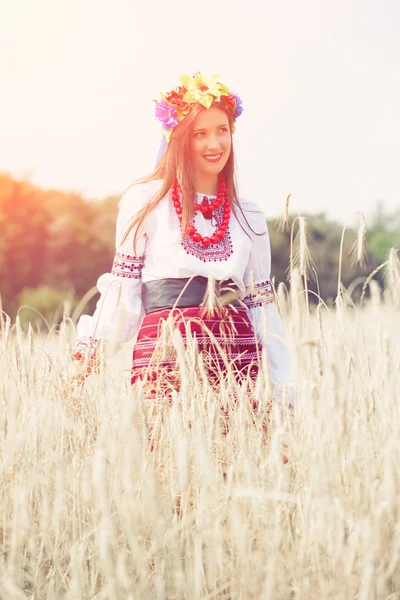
left=219, top=127, right=228, bottom=133
left=194, top=132, right=204, bottom=137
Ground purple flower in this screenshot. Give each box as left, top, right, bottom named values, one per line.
left=233, top=94, right=244, bottom=119
left=154, top=99, right=179, bottom=130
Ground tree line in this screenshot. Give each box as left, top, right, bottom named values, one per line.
left=0, top=173, right=398, bottom=326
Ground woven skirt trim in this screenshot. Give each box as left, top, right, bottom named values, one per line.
left=131, top=305, right=261, bottom=386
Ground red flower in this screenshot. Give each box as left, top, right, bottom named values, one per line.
left=221, top=93, right=236, bottom=110
left=165, top=86, right=187, bottom=110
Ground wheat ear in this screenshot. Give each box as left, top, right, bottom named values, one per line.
left=349, top=212, right=368, bottom=267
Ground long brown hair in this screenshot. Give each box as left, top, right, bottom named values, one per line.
left=121, top=102, right=264, bottom=254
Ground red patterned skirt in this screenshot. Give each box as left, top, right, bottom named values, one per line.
left=131, top=306, right=279, bottom=450
left=131, top=305, right=261, bottom=391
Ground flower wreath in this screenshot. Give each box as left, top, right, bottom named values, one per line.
left=154, top=73, right=243, bottom=141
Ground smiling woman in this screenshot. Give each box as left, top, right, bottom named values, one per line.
left=72, top=72, right=294, bottom=449
left=190, top=106, right=232, bottom=193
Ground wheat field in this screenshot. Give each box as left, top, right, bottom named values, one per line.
left=1, top=260, right=400, bottom=599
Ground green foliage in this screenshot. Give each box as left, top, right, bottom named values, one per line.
left=0, top=172, right=398, bottom=319
left=17, top=285, right=77, bottom=329
left=0, top=173, right=118, bottom=320
left=367, top=201, right=400, bottom=264
left=0, top=178, right=52, bottom=308
left=268, top=213, right=381, bottom=304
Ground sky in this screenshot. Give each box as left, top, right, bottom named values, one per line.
left=1, top=0, right=399, bottom=224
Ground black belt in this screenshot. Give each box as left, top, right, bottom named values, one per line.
left=142, top=276, right=242, bottom=315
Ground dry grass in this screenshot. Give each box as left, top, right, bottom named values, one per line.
left=1, top=263, right=400, bottom=599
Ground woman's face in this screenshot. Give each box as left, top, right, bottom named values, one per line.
left=190, top=105, right=232, bottom=179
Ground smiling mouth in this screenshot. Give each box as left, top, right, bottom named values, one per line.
left=203, top=153, right=223, bottom=163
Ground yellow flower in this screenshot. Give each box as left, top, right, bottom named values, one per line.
left=180, top=73, right=229, bottom=109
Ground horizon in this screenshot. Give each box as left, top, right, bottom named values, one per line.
left=1, top=0, right=399, bottom=225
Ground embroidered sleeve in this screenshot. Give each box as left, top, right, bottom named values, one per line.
left=73, top=185, right=149, bottom=361
left=72, top=336, right=99, bottom=360
left=72, top=336, right=100, bottom=374
left=111, top=252, right=144, bottom=279
left=243, top=279, right=275, bottom=309
left=242, top=203, right=294, bottom=406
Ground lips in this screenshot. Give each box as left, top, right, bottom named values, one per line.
left=203, top=152, right=223, bottom=163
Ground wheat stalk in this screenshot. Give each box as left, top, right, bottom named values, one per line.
left=360, top=260, right=389, bottom=304
left=277, top=193, right=292, bottom=232
left=1, top=234, right=400, bottom=598
left=384, top=247, right=400, bottom=306
left=349, top=212, right=368, bottom=267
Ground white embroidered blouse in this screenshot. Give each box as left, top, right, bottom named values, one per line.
left=75, top=179, right=294, bottom=404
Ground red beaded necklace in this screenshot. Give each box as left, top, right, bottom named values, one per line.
left=171, top=178, right=231, bottom=247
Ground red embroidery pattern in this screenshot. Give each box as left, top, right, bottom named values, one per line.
left=72, top=336, right=101, bottom=374
left=111, top=251, right=144, bottom=279
left=181, top=201, right=233, bottom=262
left=244, top=279, right=275, bottom=309
left=72, top=336, right=99, bottom=360
left=132, top=339, right=259, bottom=369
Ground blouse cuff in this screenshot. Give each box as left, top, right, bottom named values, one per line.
left=72, top=336, right=101, bottom=374
left=75, top=271, right=144, bottom=350
left=72, top=335, right=99, bottom=360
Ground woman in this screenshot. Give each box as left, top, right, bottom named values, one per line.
left=72, top=73, right=293, bottom=427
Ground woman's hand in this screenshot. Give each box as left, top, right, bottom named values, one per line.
left=71, top=336, right=101, bottom=381
left=70, top=359, right=90, bottom=384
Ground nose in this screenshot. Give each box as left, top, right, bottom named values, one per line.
left=205, top=136, right=221, bottom=152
